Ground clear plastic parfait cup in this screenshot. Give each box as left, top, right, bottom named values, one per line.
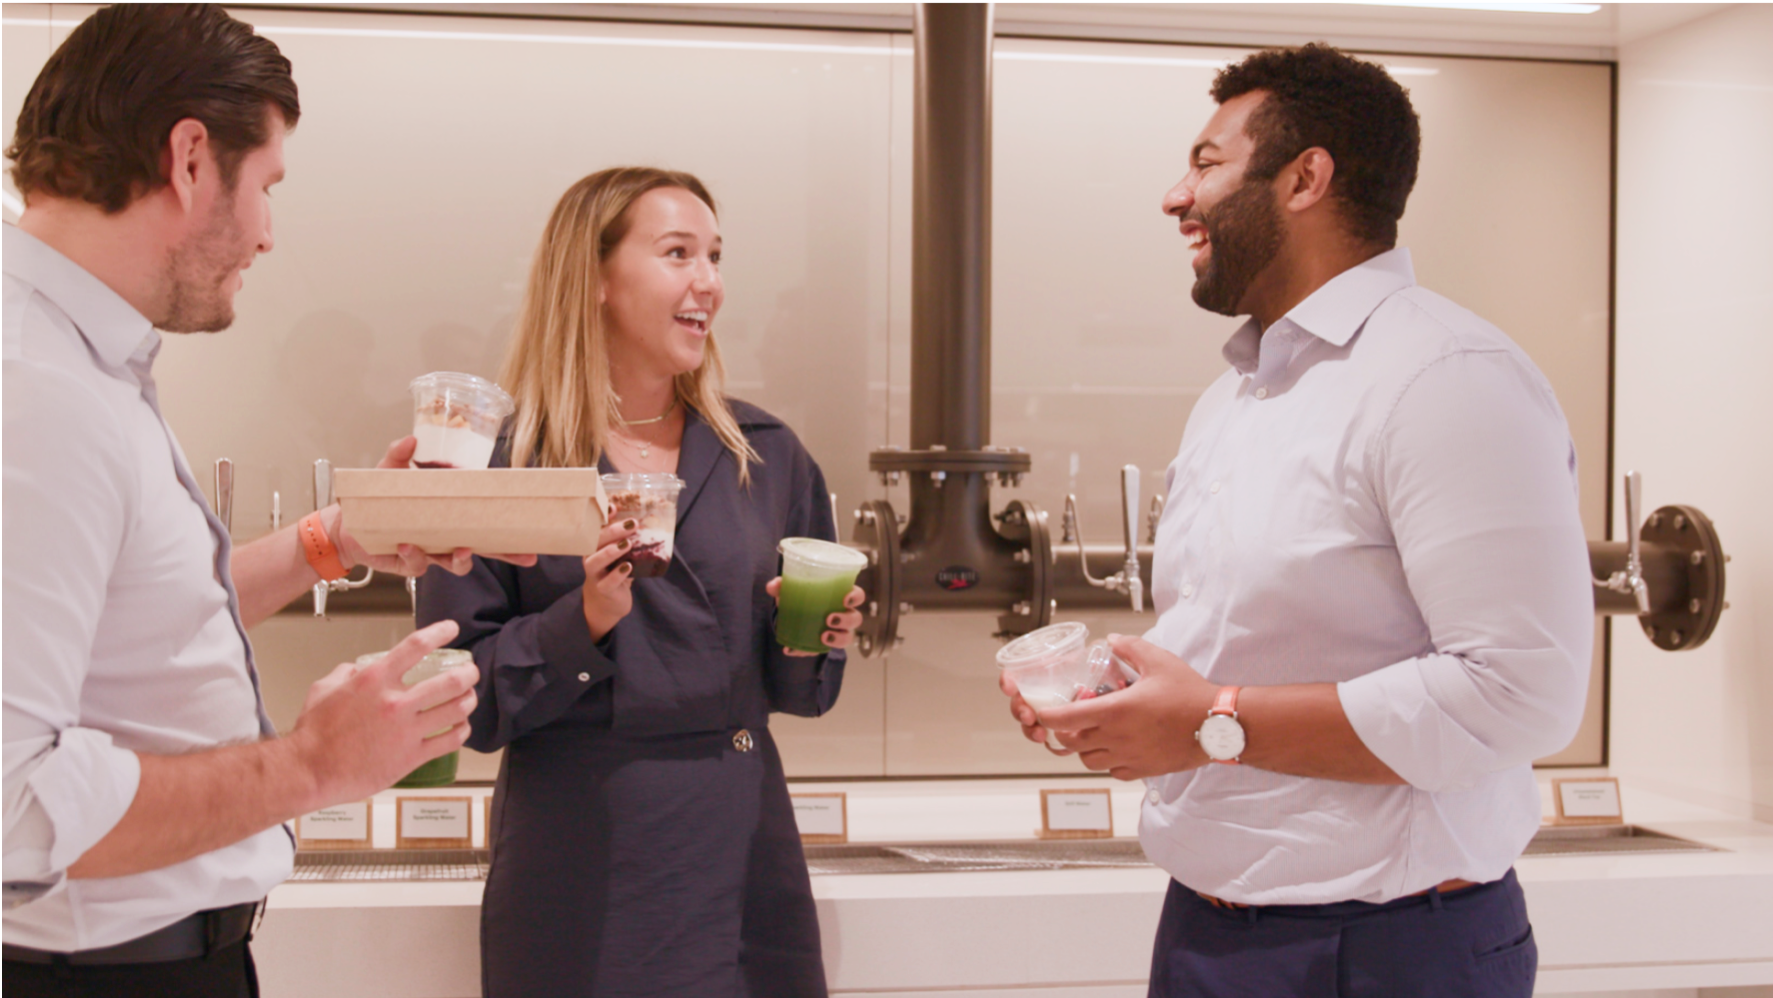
left=602, top=473, right=685, bottom=578
left=408, top=371, right=515, bottom=469
left=775, top=538, right=869, bottom=654
left=355, top=647, right=475, bottom=788
left=995, top=622, right=1132, bottom=745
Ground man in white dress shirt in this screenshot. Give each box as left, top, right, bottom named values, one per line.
left=1006, top=44, right=1592, bottom=996
left=2, top=7, right=520, bottom=994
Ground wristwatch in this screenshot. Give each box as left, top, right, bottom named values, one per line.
left=1195, top=686, right=1245, bottom=764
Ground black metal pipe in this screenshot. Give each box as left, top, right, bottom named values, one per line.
left=911, top=2, right=993, bottom=453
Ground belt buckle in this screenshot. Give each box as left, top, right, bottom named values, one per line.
left=732, top=729, right=754, bottom=753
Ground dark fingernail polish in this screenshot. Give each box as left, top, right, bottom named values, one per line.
left=619, top=539, right=631, bottom=550
left=624, top=519, right=638, bottom=530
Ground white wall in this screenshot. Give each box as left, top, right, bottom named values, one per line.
left=1611, top=3, right=1773, bottom=821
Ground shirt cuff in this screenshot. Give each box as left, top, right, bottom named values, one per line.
left=26, top=727, right=142, bottom=880
left=1337, top=657, right=1491, bottom=793
left=535, top=589, right=616, bottom=688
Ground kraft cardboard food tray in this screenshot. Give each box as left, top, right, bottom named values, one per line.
left=333, top=469, right=608, bottom=556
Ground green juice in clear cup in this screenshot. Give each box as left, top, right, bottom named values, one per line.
left=774, top=538, right=868, bottom=654
left=355, top=647, right=474, bottom=789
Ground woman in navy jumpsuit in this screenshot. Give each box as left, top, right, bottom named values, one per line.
left=416, top=167, right=859, bottom=997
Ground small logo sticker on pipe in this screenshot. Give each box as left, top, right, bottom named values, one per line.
left=936, top=566, right=979, bottom=590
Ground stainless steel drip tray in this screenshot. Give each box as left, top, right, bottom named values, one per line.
left=289, top=839, right=1155, bottom=882
left=291, top=849, right=490, bottom=882
left=288, top=827, right=1721, bottom=882
left=1521, top=824, right=1720, bottom=858
left=803, top=838, right=1154, bottom=876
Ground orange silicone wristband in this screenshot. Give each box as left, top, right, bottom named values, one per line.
left=298, top=511, right=349, bottom=582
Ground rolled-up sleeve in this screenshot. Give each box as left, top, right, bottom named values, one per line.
left=3, top=360, right=142, bottom=906
left=1338, top=348, right=1594, bottom=793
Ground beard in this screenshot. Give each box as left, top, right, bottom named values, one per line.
left=159, top=186, right=247, bottom=333
left=1188, top=177, right=1285, bottom=317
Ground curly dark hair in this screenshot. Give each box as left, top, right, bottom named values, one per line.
left=1212, top=43, right=1420, bottom=247
left=6, top=4, right=299, bottom=214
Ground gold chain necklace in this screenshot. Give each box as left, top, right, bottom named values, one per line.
left=620, top=397, right=678, bottom=427
left=613, top=398, right=677, bottom=460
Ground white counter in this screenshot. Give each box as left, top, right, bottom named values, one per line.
left=256, top=775, right=1773, bottom=998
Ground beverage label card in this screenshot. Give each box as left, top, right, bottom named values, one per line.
left=1039, top=788, right=1113, bottom=839
left=1552, top=777, right=1624, bottom=825
left=397, top=796, right=473, bottom=848
left=296, top=800, right=372, bottom=850
left=791, top=793, right=848, bottom=843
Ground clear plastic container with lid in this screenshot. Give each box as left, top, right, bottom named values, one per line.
left=408, top=371, right=515, bottom=469
left=355, top=648, right=475, bottom=788
left=602, top=473, right=686, bottom=577
left=774, top=538, right=869, bottom=653
left=995, top=622, right=1130, bottom=716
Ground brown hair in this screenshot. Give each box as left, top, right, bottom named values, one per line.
left=500, top=167, right=761, bottom=482
left=6, top=4, right=300, bottom=213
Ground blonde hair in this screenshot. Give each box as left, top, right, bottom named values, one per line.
left=500, top=166, right=760, bottom=482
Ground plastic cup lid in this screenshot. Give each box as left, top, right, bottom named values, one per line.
left=778, top=537, right=869, bottom=571
left=409, top=371, right=514, bottom=416
left=356, top=648, right=474, bottom=685
left=602, top=472, right=685, bottom=495
left=995, top=621, right=1089, bottom=669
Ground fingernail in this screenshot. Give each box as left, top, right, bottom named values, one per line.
left=619, top=539, right=631, bottom=550
left=618, top=562, right=632, bottom=574
left=624, top=519, right=638, bottom=530
left=828, top=614, right=841, bottom=626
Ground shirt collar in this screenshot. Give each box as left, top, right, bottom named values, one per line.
left=1219, top=247, right=1416, bottom=374
left=3, top=223, right=158, bottom=371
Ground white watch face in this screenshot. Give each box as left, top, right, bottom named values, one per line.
left=1198, top=714, right=1246, bottom=761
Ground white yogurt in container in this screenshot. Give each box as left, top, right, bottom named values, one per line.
left=408, top=372, right=514, bottom=469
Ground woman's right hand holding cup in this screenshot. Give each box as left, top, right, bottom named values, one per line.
left=582, top=518, right=640, bottom=640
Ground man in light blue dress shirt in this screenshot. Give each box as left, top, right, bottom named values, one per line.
left=2, top=7, right=522, bottom=995
left=1007, top=45, right=1592, bottom=996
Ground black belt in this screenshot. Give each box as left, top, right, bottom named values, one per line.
left=2, top=900, right=261, bottom=966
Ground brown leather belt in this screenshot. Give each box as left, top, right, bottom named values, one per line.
left=1197, top=878, right=1478, bottom=910
left=2, top=901, right=261, bottom=966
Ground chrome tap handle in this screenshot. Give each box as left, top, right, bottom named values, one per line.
left=312, top=580, right=329, bottom=618
left=1060, top=493, right=1079, bottom=544
left=1624, top=470, right=1649, bottom=614
left=213, top=458, right=233, bottom=535
left=314, top=459, right=334, bottom=510
left=1147, top=494, right=1165, bottom=544
left=1594, top=469, right=1652, bottom=614
left=1120, top=465, right=1140, bottom=556
left=1120, top=465, right=1143, bottom=612
left=270, top=491, right=281, bottom=532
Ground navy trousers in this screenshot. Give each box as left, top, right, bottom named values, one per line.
left=1148, top=869, right=1536, bottom=997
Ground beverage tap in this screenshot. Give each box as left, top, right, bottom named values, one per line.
left=312, top=458, right=373, bottom=618
left=1064, top=464, right=1146, bottom=612
left=1595, top=470, right=1651, bottom=614
left=1119, top=465, right=1144, bottom=613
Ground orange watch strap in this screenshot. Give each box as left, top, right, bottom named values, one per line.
left=298, top=511, right=349, bottom=582
left=1210, top=685, right=1241, bottom=718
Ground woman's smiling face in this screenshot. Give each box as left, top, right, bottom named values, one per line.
left=601, top=185, right=724, bottom=386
